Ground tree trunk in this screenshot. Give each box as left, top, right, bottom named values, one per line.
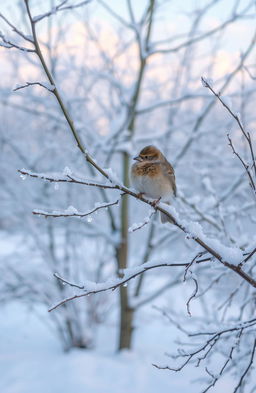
left=117, top=152, right=134, bottom=350
left=119, top=287, right=134, bottom=349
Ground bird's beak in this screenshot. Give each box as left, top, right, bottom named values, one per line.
left=133, top=156, right=141, bottom=161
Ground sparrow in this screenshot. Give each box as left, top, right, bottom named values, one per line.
left=131, top=145, right=176, bottom=223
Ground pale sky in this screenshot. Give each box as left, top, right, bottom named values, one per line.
left=1, top=0, right=255, bottom=55
left=0, top=0, right=255, bottom=84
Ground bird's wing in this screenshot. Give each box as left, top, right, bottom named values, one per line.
left=163, top=161, right=177, bottom=196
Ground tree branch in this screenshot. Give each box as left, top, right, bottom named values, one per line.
left=33, top=199, right=120, bottom=218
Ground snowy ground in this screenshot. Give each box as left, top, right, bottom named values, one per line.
left=0, top=232, right=235, bottom=393
left=0, top=301, right=235, bottom=393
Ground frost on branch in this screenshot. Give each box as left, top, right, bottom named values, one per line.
left=128, top=209, right=155, bottom=232
left=33, top=199, right=120, bottom=218
left=104, top=168, right=124, bottom=187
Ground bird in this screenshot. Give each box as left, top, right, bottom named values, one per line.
left=130, top=145, right=176, bottom=223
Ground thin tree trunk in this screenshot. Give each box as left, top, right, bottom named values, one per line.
left=117, top=152, right=134, bottom=350
left=119, top=288, right=134, bottom=349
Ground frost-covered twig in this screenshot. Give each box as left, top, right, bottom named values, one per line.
left=128, top=209, right=156, bottom=232
left=54, top=273, right=84, bottom=289
left=33, top=199, right=120, bottom=218
left=48, top=259, right=194, bottom=311
left=202, top=76, right=256, bottom=183
left=18, top=169, right=117, bottom=189
left=202, top=329, right=244, bottom=393
left=174, top=32, right=256, bottom=165
left=152, top=320, right=255, bottom=389
left=227, top=134, right=256, bottom=195
left=233, top=338, right=256, bottom=393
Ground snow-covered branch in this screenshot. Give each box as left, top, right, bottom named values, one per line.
left=33, top=199, right=120, bottom=218
left=19, top=169, right=256, bottom=289
left=49, top=257, right=208, bottom=312
left=128, top=209, right=156, bottom=232
left=18, top=169, right=117, bottom=190
left=153, top=319, right=256, bottom=392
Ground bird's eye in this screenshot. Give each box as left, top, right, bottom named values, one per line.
left=144, top=155, right=148, bottom=159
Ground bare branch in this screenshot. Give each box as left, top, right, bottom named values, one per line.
left=186, top=277, right=198, bottom=317
left=174, top=31, right=256, bottom=164
left=233, top=338, right=256, bottom=393
left=32, top=1, right=91, bottom=23
left=33, top=199, right=120, bottom=218
left=202, top=76, right=256, bottom=181
left=227, top=134, right=256, bottom=195
left=149, top=5, right=255, bottom=56
left=0, top=32, right=35, bottom=52
left=0, top=13, right=34, bottom=42
left=13, top=81, right=55, bottom=92
left=244, top=64, right=256, bottom=80
left=135, top=94, right=210, bottom=115
left=97, top=0, right=131, bottom=28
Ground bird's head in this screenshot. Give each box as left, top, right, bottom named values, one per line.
left=133, top=145, right=162, bottom=162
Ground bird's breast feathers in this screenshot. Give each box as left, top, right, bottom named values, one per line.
left=131, top=162, right=174, bottom=201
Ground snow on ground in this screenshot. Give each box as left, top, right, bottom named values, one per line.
left=0, top=302, right=234, bottom=393
left=0, top=232, right=234, bottom=393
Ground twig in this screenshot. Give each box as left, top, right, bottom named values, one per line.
left=233, top=338, right=256, bottom=393
left=227, top=134, right=256, bottom=194
left=0, top=32, right=35, bottom=52
left=13, top=81, right=55, bottom=92
left=18, top=169, right=116, bottom=189
left=32, top=1, right=91, bottom=23
left=244, top=65, right=256, bottom=80
left=33, top=199, right=120, bottom=218
left=202, top=76, right=256, bottom=181
left=186, top=277, right=199, bottom=317
left=54, top=273, right=84, bottom=289
left=48, top=260, right=195, bottom=311
left=0, top=13, right=34, bottom=42
left=128, top=209, right=156, bottom=232
left=239, top=247, right=256, bottom=268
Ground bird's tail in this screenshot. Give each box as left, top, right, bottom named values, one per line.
left=160, top=211, right=174, bottom=224
left=160, top=202, right=175, bottom=224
